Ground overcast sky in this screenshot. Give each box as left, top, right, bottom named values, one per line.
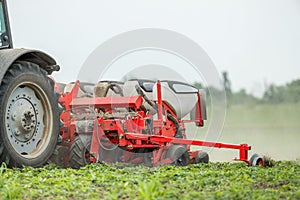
left=7, top=0, right=300, bottom=97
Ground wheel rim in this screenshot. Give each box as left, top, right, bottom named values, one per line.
left=257, top=158, right=264, bottom=167
left=176, top=156, right=185, bottom=166
left=5, top=82, right=53, bottom=158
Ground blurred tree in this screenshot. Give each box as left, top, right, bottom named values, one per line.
left=231, top=89, right=259, bottom=105
left=287, top=79, right=300, bottom=103
left=263, top=79, right=300, bottom=104
left=222, top=71, right=232, bottom=94
left=193, top=82, right=203, bottom=90
left=194, top=78, right=300, bottom=105
left=222, top=71, right=232, bottom=107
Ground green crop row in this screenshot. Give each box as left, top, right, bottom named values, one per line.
left=0, top=161, right=299, bottom=200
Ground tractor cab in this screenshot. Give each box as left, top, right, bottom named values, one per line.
left=0, top=0, right=12, bottom=48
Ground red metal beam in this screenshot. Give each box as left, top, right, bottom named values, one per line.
left=157, top=81, right=163, bottom=123
left=70, top=96, right=143, bottom=109
left=124, top=133, right=251, bottom=150
left=195, top=92, right=203, bottom=126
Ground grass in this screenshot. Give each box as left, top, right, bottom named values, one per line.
left=0, top=162, right=299, bottom=200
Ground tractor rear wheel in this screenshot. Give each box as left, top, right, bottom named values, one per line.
left=69, top=135, right=92, bottom=169
left=165, top=145, right=190, bottom=166
left=0, top=61, right=60, bottom=167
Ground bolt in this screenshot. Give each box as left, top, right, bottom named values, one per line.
left=11, top=113, right=16, bottom=121
left=14, top=129, right=20, bottom=136
left=25, top=134, right=31, bottom=139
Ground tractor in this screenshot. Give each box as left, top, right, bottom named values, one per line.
left=0, top=0, right=264, bottom=168
left=0, top=0, right=60, bottom=167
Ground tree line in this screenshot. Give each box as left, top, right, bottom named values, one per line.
left=193, top=72, right=300, bottom=105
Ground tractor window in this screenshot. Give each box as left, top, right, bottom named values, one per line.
left=0, top=3, right=5, bottom=33
left=0, top=2, right=6, bottom=46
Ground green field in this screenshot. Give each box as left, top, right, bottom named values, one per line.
left=1, top=162, right=300, bottom=200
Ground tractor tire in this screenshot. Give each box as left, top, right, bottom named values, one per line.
left=135, top=148, right=153, bottom=167
left=195, top=151, right=209, bottom=164
left=0, top=61, right=60, bottom=167
left=249, top=153, right=264, bottom=167
left=165, top=145, right=190, bottom=166
left=69, top=135, right=92, bottom=169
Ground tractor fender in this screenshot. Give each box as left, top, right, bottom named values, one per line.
left=0, top=48, right=57, bottom=82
